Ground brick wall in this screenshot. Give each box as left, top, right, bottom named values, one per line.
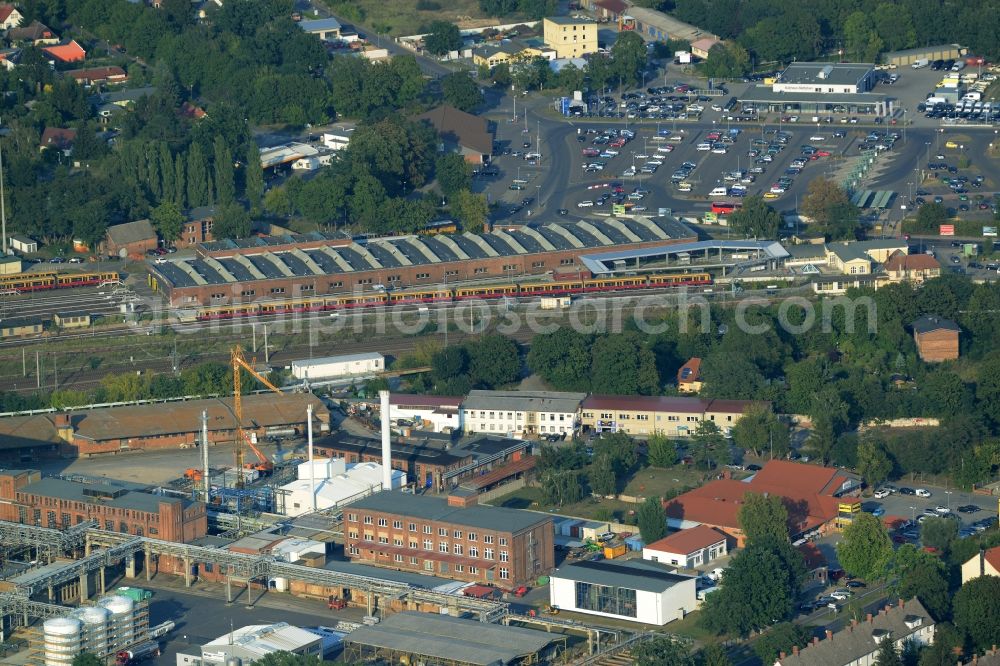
left=914, top=330, right=959, bottom=362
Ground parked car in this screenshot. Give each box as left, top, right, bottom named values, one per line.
left=934, top=505, right=950, bottom=514
left=898, top=487, right=916, bottom=496
left=957, top=505, right=980, bottom=513
left=915, top=488, right=932, bottom=498
left=874, top=488, right=891, bottom=499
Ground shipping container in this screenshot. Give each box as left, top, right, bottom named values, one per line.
left=603, top=543, right=627, bottom=559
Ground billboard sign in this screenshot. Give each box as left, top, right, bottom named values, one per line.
left=940, top=224, right=955, bottom=236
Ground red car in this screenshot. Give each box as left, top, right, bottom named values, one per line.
left=816, top=150, right=831, bottom=157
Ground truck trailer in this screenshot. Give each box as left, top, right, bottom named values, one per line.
left=115, top=641, right=160, bottom=666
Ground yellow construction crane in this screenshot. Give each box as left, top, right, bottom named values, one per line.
left=232, top=344, right=282, bottom=479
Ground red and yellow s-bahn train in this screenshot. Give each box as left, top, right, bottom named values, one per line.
left=186, top=272, right=713, bottom=321
left=0, top=271, right=121, bottom=293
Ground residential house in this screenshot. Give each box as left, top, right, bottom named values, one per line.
left=7, top=20, right=57, bottom=44
left=690, top=38, right=722, bottom=59
left=959, top=648, right=1000, bottom=665
left=41, top=39, right=85, bottom=63
left=66, top=66, right=127, bottom=86
left=9, top=234, right=37, bottom=254
left=472, top=42, right=525, bottom=69
left=39, top=127, right=76, bottom=153
left=0, top=47, right=19, bottom=70
left=883, top=251, right=941, bottom=283
left=912, top=315, right=960, bottom=362
left=91, top=86, right=157, bottom=109
left=775, top=599, right=934, bottom=666
left=961, top=546, right=1000, bottom=584
left=677, top=357, right=702, bottom=393
left=0, top=4, right=23, bottom=30
left=343, top=489, right=554, bottom=587
left=549, top=559, right=697, bottom=625
left=663, top=460, right=862, bottom=546
left=542, top=17, right=598, bottom=59
left=578, top=395, right=765, bottom=438
left=298, top=17, right=341, bottom=41
left=826, top=242, right=873, bottom=275
left=642, top=525, right=728, bottom=568
left=415, top=105, right=494, bottom=165
left=462, top=390, right=585, bottom=437
left=103, top=219, right=157, bottom=259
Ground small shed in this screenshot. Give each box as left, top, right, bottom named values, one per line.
left=0, top=318, right=44, bottom=339
left=53, top=312, right=92, bottom=329
left=912, top=315, right=960, bottom=362
left=9, top=234, right=37, bottom=254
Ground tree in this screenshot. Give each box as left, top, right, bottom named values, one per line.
left=441, top=72, right=484, bottom=111
left=638, top=495, right=667, bottom=543
left=698, top=644, right=733, bottom=666
left=875, top=638, right=903, bottom=666
left=800, top=179, right=859, bottom=240
left=213, top=136, right=235, bottom=205
left=467, top=334, right=520, bottom=388
left=540, top=469, right=584, bottom=506
left=738, top=492, right=789, bottom=544
left=701, top=42, right=750, bottom=79
left=451, top=189, right=489, bottom=229
left=72, top=653, right=103, bottom=666
left=589, top=454, right=618, bottom=496
left=731, top=406, right=789, bottom=459
left=610, top=31, right=647, bottom=87
left=255, top=652, right=325, bottom=666
left=431, top=346, right=468, bottom=382
left=647, top=433, right=678, bottom=467
left=212, top=203, right=251, bottom=240
left=836, top=512, right=894, bottom=581
left=915, top=202, right=949, bottom=232
left=700, top=537, right=805, bottom=636
left=753, top=622, right=811, bottom=665
left=186, top=141, right=212, bottom=207
left=917, top=623, right=964, bottom=666
left=953, top=576, right=1000, bottom=652
left=919, top=517, right=958, bottom=556
left=691, top=420, right=729, bottom=470
left=590, top=334, right=659, bottom=395
left=891, top=544, right=949, bottom=619
left=857, top=436, right=893, bottom=490
left=424, top=21, right=462, bottom=55
left=526, top=328, right=592, bottom=391
left=728, top=195, right=781, bottom=239
left=435, top=153, right=472, bottom=198
left=631, top=636, right=695, bottom=666
left=150, top=202, right=185, bottom=242
left=244, top=142, right=264, bottom=209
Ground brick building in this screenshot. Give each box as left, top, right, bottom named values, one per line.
left=912, top=315, right=960, bottom=362
left=175, top=207, right=215, bottom=248
left=579, top=395, right=766, bottom=437
left=343, top=489, right=553, bottom=587
left=0, top=470, right=206, bottom=542
left=0, top=393, right=328, bottom=459
left=147, top=218, right=696, bottom=307
left=103, top=219, right=157, bottom=259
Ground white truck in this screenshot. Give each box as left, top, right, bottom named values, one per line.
left=911, top=58, right=929, bottom=69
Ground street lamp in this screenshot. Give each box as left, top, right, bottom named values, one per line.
left=909, top=506, right=916, bottom=521
left=945, top=491, right=953, bottom=511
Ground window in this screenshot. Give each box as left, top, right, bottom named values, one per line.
left=388, top=275, right=400, bottom=283
left=468, top=532, right=477, bottom=542
left=348, top=530, right=359, bottom=539
left=474, top=267, right=487, bottom=274
left=439, top=542, right=449, bottom=553
left=445, top=270, right=459, bottom=277
left=241, top=289, right=255, bottom=297
left=637, top=414, right=649, bottom=421
left=410, top=556, right=419, bottom=565
left=469, top=546, right=479, bottom=558
left=349, top=546, right=360, bottom=555
left=392, top=520, right=402, bottom=529
left=668, top=415, right=679, bottom=422
left=409, top=540, right=418, bottom=549
left=394, top=554, right=404, bottom=563
left=423, top=539, right=433, bottom=550
left=363, top=515, right=373, bottom=524
left=408, top=522, right=416, bottom=532
left=532, top=261, right=544, bottom=268
left=424, top=561, right=434, bottom=571
left=470, top=566, right=478, bottom=574
left=484, top=535, right=495, bottom=544
left=574, top=582, right=637, bottom=618
left=453, top=530, right=462, bottom=539
left=301, top=284, right=314, bottom=292
left=439, top=528, right=447, bottom=536
left=455, top=564, right=464, bottom=573
left=364, top=534, right=374, bottom=542
left=270, top=287, right=285, bottom=294
left=378, top=536, right=389, bottom=544
left=378, top=518, right=387, bottom=527
left=484, top=548, right=494, bottom=560
left=393, top=538, right=403, bottom=546
left=499, top=568, right=509, bottom=580
left=560, top=258, right=574, bottom=265
left=424, top=525, right=432, bottom=534
left=499, top=537, right=508, bottom=546
left=453, top=544, right=464, bottom=555
left=416, top=273, right=430, bottom=279
left=329, top=281, right=344, bottom=289
left=499, top=551, right=509, bottom=562
left=502, top=264, right=517, bottom=272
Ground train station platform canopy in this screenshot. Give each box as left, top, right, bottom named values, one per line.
left=579, top=240, right=788, bottom=275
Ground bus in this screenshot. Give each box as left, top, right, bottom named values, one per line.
left=711, top=201, right=741, bottom=215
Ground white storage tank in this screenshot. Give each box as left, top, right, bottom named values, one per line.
left=78, top=606, right=110, bottom=656
left=99, top=595, right=135, bottom=651
left=43, top=617, right=81, bottom=666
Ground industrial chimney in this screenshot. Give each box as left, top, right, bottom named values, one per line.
left=379, top=390, right=392, bottom=489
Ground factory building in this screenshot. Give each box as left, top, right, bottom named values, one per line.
left=280, top=458, right=407, bottom=517
left=177, top=623, right=325, bottom=665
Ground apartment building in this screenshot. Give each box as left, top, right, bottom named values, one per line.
left=579, top=395, right=765, bottom=437
left=462, top=390, right=586, bottom=437
left=542, top=16, right=599, bottom=59
left=343, top=489, right=553, bottom=587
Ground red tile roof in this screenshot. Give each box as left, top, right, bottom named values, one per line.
left=663, top=460, right=859, bottom=535
left=465, top=455, right=536, bottom=490
left=595, top=0, right=628, bottom=14
left=884, top=252, right=940, bottom=272
left=66, top=66, right=127, bottom=84
left=985, top=546, right=1000, bottom=572
left=677, top=357, right=701, bottom=385
left=0, top=4, right=17, bottom=22
left=796, top=542, right=827, bottom=569
left=42, top=40, right=85, bottom=63
left=644, top=525, right=727, bottom=555
left=40, top=127, right=76, bottom=149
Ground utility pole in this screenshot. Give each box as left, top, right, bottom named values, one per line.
left=35, top=351, right=39, bottom=389
left=263, top=325, right=269, bottom=364
left=252, top=325, right=257, bottom=354
left=22, top=347, right=25, bottom=377
left=0, top=118, right=7, bottom=256
left=53, top=353, right=57, bottom=389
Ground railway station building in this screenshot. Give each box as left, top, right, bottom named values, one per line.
left=146, top=217, right=698, bottom=308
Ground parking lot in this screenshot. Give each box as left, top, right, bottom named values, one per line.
left=862, top=482, right=997, bottom=536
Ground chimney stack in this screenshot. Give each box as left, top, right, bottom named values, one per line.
left=379, top=390, right=392, bottom=489
left=307, top=404, right=316, bottom=511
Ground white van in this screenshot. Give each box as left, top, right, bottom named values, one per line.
left=697, top=142, right=712, bottom=151
left=709, top=186, right=728, bottom=197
